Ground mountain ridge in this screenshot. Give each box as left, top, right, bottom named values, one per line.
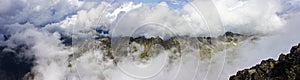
left=230, top=43, right=300, bottom=80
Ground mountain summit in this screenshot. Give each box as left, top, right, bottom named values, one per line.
left=230, top=43, right=300, bottom=80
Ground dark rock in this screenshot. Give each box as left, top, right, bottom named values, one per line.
left=0, top=44, right=34, bottom=80
left=230, top=43, right=300, bottom=80
left=59, top=36, right=73, bottom=46
left=3, top=35, right=11, bottom=41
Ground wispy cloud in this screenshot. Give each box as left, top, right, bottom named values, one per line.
left=0, top=0, right=299, bottom=80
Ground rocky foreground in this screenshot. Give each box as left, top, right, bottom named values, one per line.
left=230, top=43, right=300, bottom=80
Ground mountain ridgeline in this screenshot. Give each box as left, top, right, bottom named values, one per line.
left=230, top=43, right=300, bottom=80
left=0, top=31, right=259, bottom=80
left=68, top=32, right=253, bottom=65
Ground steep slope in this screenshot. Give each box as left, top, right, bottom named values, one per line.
left=230, top=43, right=300, bottom=80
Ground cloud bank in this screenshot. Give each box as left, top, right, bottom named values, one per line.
left=0, top=0, right=299, bottom=80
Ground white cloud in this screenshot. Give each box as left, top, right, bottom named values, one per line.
left=0, top=0, right=82, bottom=27
left=0, top=0, right=299, bottom=80
left=0, top=0, right=12, bottom=14
left=213, top=0, right=285, bottom=35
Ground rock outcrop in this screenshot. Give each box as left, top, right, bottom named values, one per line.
left=230, top=43, right=300, bottom=80
left=68, top=32, right=253, bottom=65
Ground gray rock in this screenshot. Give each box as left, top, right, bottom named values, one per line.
left=230, top=43, right=300, bottom=80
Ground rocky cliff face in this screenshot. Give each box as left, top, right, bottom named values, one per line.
left=230, top=43, right=300, bottom=80
left=68, top=32, right=253, bottom=65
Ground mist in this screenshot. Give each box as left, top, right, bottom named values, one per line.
left=0, top=0, right=299, bottom=80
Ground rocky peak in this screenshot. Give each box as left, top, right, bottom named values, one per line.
left=68, top=32, right=254, bottom=65
left=230, top=43, right=300, bottom=80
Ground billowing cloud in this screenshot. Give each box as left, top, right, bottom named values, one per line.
left=0, top=0, right=299, bottom=80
